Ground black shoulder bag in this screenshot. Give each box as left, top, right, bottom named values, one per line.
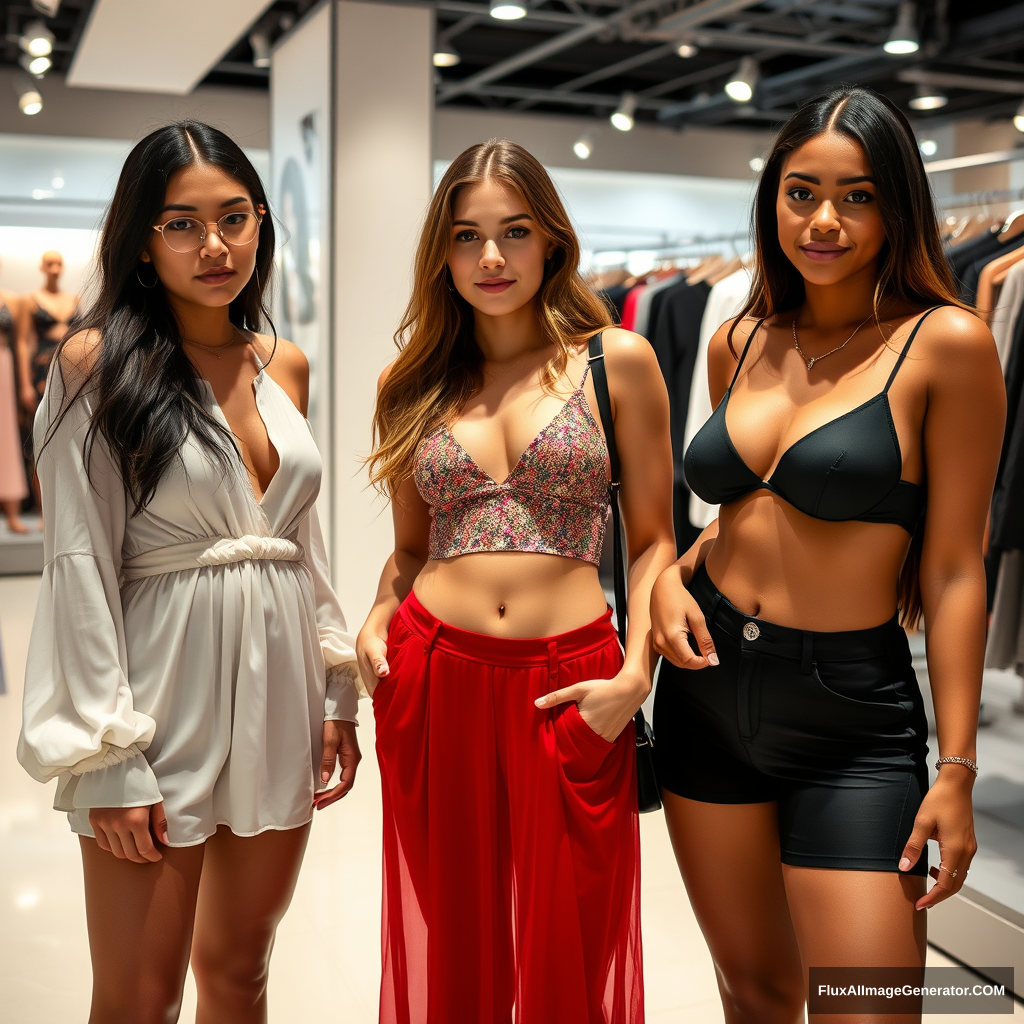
left=587, top=332, right=662, bottom=814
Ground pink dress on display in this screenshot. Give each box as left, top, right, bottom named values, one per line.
left=0, top=302, right=29, bottom=504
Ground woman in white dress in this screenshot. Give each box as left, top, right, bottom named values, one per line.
left=17, top=122, right=364, bottom=1024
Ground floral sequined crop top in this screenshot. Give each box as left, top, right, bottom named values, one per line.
left=413, top=366, right=611, bottom=565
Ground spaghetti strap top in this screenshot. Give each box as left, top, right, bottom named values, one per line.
left=413, top=364, right=611, bottom=565
left=683, top=308, right=941, bottom=532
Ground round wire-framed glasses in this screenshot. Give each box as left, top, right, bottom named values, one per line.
left=151, top=212, right=262, bottom=254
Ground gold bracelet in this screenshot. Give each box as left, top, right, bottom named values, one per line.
left=935, top=755, right=978, bottom=775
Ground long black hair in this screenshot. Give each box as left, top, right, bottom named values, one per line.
left=44, top=120, right=275, bottom=515
left=734, top=86, right=969, bottom=628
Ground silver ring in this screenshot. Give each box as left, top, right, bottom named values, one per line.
left=939, top=863, right=958, bottom=879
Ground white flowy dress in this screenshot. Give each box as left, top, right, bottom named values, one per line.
left=18, top=354, right=365, bottom=846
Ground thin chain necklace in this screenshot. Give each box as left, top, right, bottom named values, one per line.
left=792, top=314, right=873, bottom=370
left=182, top=325, right=246, bottom=359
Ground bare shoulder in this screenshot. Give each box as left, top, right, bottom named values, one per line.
left=600, top=326, right=660, bottom=379
left=708, top=315, right=759, bottom=374
left=59, top=329, right=103, bottom=375
left=260, top=333, right=308, bottom=378
left=377, top=359, right=397, bottom=391
left=912, top=305, right=995, bottom=363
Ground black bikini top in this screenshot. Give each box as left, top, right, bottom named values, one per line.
left=684, top=308, right=940, bottom=533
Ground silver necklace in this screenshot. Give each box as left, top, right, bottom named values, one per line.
left=182, top=325, right=245, bottom=360
left=792, top=314, right=873, bottom=370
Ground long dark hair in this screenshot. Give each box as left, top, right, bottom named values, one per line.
left=733, top=87, right=969, bottom=629
left=43, top=120, right=275, bottom=515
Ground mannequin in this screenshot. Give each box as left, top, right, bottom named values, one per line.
left=650, top=87, right=1004, bottom=1024
left=360, top=140, right=676, bottom=1024
left=17, top=250, right=79, bottom=414
left=18, top=122, right=361, bottom=1024
left=0, top=272, right=28, bottom=532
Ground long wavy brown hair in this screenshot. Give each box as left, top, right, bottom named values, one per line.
left=733, top=87, right=971, bottom=629
left=368, top=139, right=613, bottom=498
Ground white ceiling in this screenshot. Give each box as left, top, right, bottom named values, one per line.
left=66, top=0, right=273, bottom=94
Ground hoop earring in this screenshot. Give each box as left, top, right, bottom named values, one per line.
left=136, top=263, right=159, bottom=289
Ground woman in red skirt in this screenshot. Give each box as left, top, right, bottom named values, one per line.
left=359, top=140, right=676, bottom=1024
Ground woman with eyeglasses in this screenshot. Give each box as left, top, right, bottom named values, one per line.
left=18, top=121, right=362, bottom=1024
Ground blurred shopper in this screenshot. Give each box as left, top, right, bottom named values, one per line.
left=0, top=273, right=28, bottom=532
left=651, top=87, right=1003, bottom=1024
left=360, top=140, right=676, bottom=1024
left=18, top=122, right=362, bottom=1024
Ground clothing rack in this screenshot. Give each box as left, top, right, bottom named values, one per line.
left=590, top=231, right=750, bottom=258
left=938, top=186, right=1024, bottom=210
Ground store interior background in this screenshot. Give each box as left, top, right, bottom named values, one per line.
left=1, top=0, right=1023, bottom=1019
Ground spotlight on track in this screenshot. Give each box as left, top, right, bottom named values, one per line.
left=19, top=20, right=54, bottom=58
left=573, top=132, right=594, bottom=160
left=610, top=92, right=636, bottom=132
left=908, top=84, right=947, bottom=110
left=433, top=43, right=461, bottom=67
left=249, top=31, right=271, bottom=69
left=725, top=57, right=758, bottom=103
left=19, top=86, right=43, bottom=116
left=918, top=138, right=938, bottom=156
left=19, top=53, right=51, bottom=76
left=676, top=38, right=698, bottom=58
left=884, top=2, right=919, bottom=55
left=489, top=0, right=527, bottom=20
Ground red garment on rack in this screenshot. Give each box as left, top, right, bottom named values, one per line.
left=373, top=591, right=644, bottom=1024
left=620, top=285, right=647, bottom=332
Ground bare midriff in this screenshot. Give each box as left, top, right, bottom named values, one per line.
left=705, top=491, right=913, bottom=632
left=413, top=551, right=608, bottom=637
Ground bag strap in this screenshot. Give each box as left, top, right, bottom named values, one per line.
left=587, top=333, right=653, bottom=743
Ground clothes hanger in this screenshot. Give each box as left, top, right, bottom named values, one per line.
left=999, top=208, right=1024, bottom=239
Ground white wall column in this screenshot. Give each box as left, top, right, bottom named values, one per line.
left=331, top=0, right=433, bottom=620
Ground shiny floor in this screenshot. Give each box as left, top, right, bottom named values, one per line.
left=0, top=573, right=1018, bottom=1023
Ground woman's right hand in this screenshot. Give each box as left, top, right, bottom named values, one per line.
left=356, top=619, right=391, bottom=696
left=89, top=802, right=169, bottom=864
left=651, top=563, right=719, bottom=670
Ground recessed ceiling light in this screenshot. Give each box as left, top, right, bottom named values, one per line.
left=1014, top=100, right=1024, bottom=134
left=918, top=138, right=938, bottom=156
left=676, top=39, right=698, bottom=58
left=749, top=156, right=765, bottom=172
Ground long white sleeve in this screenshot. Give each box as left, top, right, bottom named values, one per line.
left=17, top=377, right=162, bottom=810
left=298, top=501, right=365, bottom=719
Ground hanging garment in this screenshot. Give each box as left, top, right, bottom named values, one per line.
left=649, top=277, right=712, bottom=551
left=991, top=299, right=1024, bottom=551
left=682, top=268, right=752, bottom=530
left=986, top=550, right=1024, bottom=673
left=18, top=355, right=361, bottom=846
left=619, top=285, right=646, bottom=332
left=374, top=591, right=643, bottom=1024
left=0, top=303, right=28, bottom=504
left=957, top=234, right=1024, bottom=304
left=948, top=229, right=1007, bottom=299
left=632, top=272, right=682, bottom=339
left=991, top=257, right=1024, bottom=371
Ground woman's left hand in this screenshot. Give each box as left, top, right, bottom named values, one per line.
left=898, top=767, right=977, bottom=910
left=314, top=720, right=362, bottom=811
left=535, top=669, right=649, bottom=742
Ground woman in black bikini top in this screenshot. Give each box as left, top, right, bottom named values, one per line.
left=649, top=87, right=1005, bottom=1024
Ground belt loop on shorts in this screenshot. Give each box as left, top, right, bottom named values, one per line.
left=547, top=641, right=559, bottom=686
left=801, top=631, right=812, bottom=674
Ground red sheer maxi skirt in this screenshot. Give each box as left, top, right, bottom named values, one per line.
left=373, top=592, right=644, bottom=1024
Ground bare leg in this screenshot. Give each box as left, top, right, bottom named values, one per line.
left=662, top=792, right=805, bottom=1024
left=190, top=824, right=311, bottom=1024
left=784, top=866, right=927, bottom=1024
left=2, top=499, right=28, bottom=532
left=80, top=835, right=206, bottom=1024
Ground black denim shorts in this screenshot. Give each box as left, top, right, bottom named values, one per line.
left=653, top=563, right=930, bottom=875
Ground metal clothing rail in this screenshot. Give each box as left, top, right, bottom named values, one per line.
left=937, top=187, right=1024, bottom=210
left=589, top=230, right=750, bottom=256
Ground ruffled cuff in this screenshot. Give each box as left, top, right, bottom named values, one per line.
left=53, top=749, right=162, bottom=812
left=324, top=663, right=360, bottom=723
